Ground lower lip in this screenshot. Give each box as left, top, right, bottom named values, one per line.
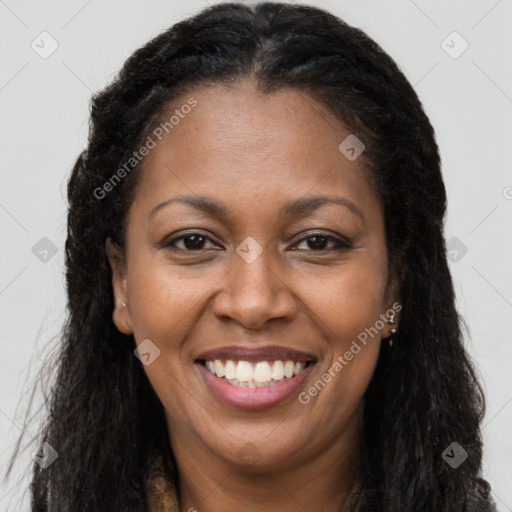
left=197, top=362, right=315, bottom=411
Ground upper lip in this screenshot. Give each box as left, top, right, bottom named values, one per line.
left=195, top=345, right=317, bottom=363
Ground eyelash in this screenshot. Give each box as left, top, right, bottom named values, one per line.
left=163, top=231, right=351, bottom=252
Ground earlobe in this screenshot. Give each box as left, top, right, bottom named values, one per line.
left=105, top=237, right=133, bottom=335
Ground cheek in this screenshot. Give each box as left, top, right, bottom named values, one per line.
left=326, top=269, right=385, bottom=346
left=294, top=252, right=387, bottom=408
left=298, top=251, right=388, bottom=345
left=124, top=260, right=212, bottom=417
left=126, top=256, right=222, bottom=348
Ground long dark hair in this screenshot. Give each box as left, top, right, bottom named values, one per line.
left=7, top=2, right=494, bottom=511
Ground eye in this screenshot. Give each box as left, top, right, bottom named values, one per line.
left=164, top=232, right=219, bottom=251
left=163, top=230, right=351, bottom=253
left=291, top=231, right=351, bottom=251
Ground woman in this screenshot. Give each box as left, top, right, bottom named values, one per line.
left=11, top=2, right=496, bottom=511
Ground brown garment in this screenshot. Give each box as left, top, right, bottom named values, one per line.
left=146, top=455, right=179, bottom=512
left=146, top=454, right=363, bottom=512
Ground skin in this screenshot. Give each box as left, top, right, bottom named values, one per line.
left=107, top=79, right=399, bottom=512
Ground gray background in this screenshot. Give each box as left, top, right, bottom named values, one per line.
left=1, top=0, right=511, bottom=510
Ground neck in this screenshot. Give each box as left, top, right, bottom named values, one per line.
left=167, top=409, right=362, bottom=512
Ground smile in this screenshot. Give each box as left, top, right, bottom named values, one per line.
left=201, top=359, right=313, bottom=387
left=194, top=345, right=317, bottom=410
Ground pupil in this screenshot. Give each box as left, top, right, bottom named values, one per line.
left=308, top=235, right=327, bottom=250
left=185, top=235, right=204, bottom=249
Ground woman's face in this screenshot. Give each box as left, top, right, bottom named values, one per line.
left=108, top=80, right=398, bottom=472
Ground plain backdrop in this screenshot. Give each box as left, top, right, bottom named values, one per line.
left=1, top=1, right=511, bottom=510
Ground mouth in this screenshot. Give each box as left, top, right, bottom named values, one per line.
left=197, top=359, right=316, bottom=387
left=194, top=345, right=317, bottom=410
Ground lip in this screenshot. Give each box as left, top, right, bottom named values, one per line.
left=196, top=360, right=316, bottom=410
left=195, top=345, right=316, bottom=363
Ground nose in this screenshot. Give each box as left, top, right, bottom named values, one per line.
left=212, top=250, right=297, bottom=329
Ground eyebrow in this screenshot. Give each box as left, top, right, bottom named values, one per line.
left=149, top=194, right=364, bottom=221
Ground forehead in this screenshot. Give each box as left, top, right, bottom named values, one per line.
left=129, top=80, right=379, bottom=223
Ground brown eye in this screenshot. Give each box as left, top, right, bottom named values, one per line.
left=292, top=232, right=351, bottom=251
left=165, top=232, right=218, bottom=251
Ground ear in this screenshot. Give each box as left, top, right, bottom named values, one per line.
left=105, top=237, right=133, bottom=335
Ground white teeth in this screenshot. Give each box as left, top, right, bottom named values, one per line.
left=271, top=360, right=285, bottom=380
left=235, top=361, right=253, bottom=382
left=214, top=359, right=225, bottom=378
left=224, top=379, right=281, bottom=388
left=293, top=362, right=305, bottom=376
left=253, top=361, right=272, bottom=382
left=225, top=360, right=236, bottom=380
left=203, top=358, right=311, bottom=385
left=284, top=361, right=295, bottom=378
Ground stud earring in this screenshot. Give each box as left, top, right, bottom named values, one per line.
left=388, top=312, right=396, bottom=329
left=122, top=301, right=127, bottom=307
left=387, top=311, right=397, bottom=344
